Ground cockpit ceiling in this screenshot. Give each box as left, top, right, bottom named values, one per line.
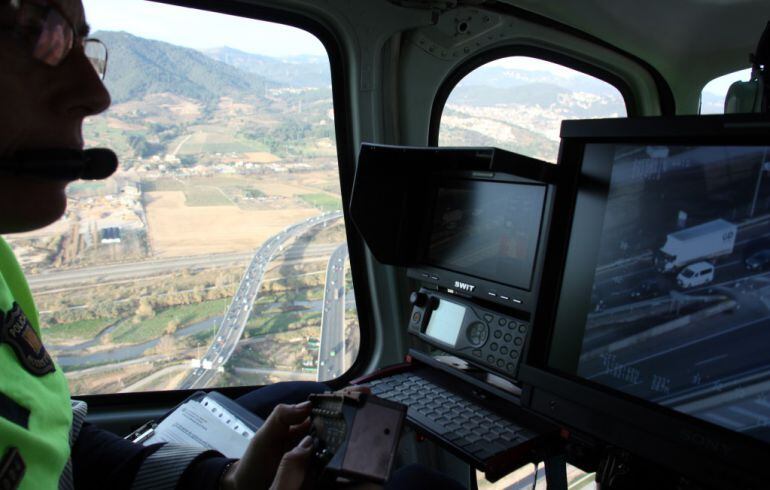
left=498, top=0, right=768, bottom=77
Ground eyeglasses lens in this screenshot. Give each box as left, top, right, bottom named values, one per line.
left=84, top=39, right=107, bottom=79
left=32, top=6, right=72, bottom=66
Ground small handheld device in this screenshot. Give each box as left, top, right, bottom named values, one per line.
left=308, top=392, right=406, bottom=485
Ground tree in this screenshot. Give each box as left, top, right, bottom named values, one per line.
left=165, top=318, right=180, bottom=335
left=136, top=298, right=155, bottom=319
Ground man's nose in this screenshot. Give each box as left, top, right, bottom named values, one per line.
left=54, top=44, right=111, bottom=118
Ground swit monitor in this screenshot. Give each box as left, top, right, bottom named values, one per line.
left=351, top=144, right=564, bottom=380
left=521, top=114, right=770, bottom=489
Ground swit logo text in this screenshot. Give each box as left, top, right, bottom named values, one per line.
left=454, top=281, right=476, bottom=292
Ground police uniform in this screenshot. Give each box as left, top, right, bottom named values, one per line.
left=0, top=237, right=237, bottom=490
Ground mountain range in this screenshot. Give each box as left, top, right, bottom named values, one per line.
left=99, top=30, right=625, bottom=117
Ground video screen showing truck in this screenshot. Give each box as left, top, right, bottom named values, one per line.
left=576, top=144, right=770, bottom=444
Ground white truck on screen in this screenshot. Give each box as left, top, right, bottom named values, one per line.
left=656, top=219, right=737, bottom=272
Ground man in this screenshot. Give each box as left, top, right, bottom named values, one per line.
left=0, top=1, right=325, bottom=488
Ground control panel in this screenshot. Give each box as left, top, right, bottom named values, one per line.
left=408, top=288, right=529, bottom=379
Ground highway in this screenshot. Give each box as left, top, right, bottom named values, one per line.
left=317, top=243, right=348, bottom=381
left=179, top=211, right=343, bottom=389
left=27, top=244, right=344, bottom=291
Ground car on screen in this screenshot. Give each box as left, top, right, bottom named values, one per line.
left=745, top=249, right=770, bottom=270
left=676, top=261, right=715, bottom=289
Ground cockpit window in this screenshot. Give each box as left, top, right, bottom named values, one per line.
left=10, top=0, right=359, bottom=395
left=439, top=56, right=627, bottom=163
left=700, top=68, right=753, bottom=114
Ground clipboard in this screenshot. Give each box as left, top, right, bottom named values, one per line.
left=125, top=391, right=264, bottom=458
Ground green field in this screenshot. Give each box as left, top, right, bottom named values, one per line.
left=142, top=178, right=185, bottom=191
left=244, top=311, right=321, bottom=337
left=44, top=317, right=117, bottom=342
left=299, top=193, right=341, bottom=212
left=112, top=298, right=230, bottom=344
left=184, top=186, right=233, bottom=206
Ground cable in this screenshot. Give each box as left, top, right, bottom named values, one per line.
left=531, top=462, right=539, bottom=490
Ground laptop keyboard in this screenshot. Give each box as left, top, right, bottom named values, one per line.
left=368, top=372, right=535, bottom=462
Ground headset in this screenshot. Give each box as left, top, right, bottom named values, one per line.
left=0, top=148, right=118, bottom=181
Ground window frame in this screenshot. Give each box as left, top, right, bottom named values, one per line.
left=77, top=0, right=371, bottom=410
left=429, top=45, right=638, bottom=149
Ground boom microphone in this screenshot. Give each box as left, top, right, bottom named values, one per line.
left=0, top=148, right=119, bottom=181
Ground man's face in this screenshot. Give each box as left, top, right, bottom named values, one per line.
left=0, top=0, right=110, bottom=234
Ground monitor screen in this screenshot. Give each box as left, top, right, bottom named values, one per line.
left=427, top=180, right=546, bottom=291
left=556, top=143, right=770, bottom=444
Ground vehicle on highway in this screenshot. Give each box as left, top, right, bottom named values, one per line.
left=656, top=219, right=737, bottom=272
left=745, top=249, right=770, bottom=270
left=629, top=278, right=663, bottom=300
left=48, top=1, right=770, bottom=488
left=676, top=261, right=716, bottom=288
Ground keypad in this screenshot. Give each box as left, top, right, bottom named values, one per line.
left=368, top=373, right=530, bottom=462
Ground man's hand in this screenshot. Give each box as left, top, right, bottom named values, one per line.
left=221, top=401, right=313, bottom=490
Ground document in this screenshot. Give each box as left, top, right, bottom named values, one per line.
left=143, top=394, right=263, bottom=458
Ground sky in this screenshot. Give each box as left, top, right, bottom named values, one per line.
left=82, top=0, right=326, bottom=57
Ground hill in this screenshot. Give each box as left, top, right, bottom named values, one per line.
left=97, top=31, right=274, bottom=103
left=203, top=47, right=331, bottom=88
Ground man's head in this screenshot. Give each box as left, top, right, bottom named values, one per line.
left=0, top=0, right=110, bottom=233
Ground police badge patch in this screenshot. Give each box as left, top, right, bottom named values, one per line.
left=0, top=302, right=55, bottom=376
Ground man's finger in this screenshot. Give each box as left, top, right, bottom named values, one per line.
left=261, top=401, right=312, bottom=440
left=270, top=435, right=314, bottom=490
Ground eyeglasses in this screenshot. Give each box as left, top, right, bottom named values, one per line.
left=8, top=0, right=108, bottom=79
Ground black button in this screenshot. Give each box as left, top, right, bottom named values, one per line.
left=507, top=363, right=515, bottom=371
left=490, top=343, right=498, bottom=351
left=514, top=337, right=523, bottom=346
left=504, top=333, right=512, bottom=342
left=500, top=346, right=508, bottom=355
left=411, top=312, right=422, bottom=323
left=498, top=318, right=506, bottom=327
left=508, top=320, right=517, bottom=329
left=519, top=324, right=527, bottom=334
left=483, top=314, right=494, bottom=323
left=510, top=350, right=519, bottom=358
left=493, top=330, right=502, bottom=339
left=487, top=355, right=495, bottom=363
left=496, top=359, right=504, bottom=368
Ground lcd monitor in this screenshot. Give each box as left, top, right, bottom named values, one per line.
left=521, top=115, right=770, bottom=488
left=427, top=179, right=546, bottom=291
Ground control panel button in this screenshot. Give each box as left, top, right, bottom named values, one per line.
left=466, top=322, right=489, bottom=347
left=410, top=291, right=427, bottom=307
left=507, top=363, right=515, bottom=371
left=519, top=324, right=527, bottom=334
left=510, top=350, right=519, bottom=358
left=508, top=320, right=517, bottom=329
left=498, top=318, right=507, bottom=327
left=411, top=312, right=422, bottom=324
left=487, top=355, right=495, bottom=363
left=500, top=346, right=508, bottom=355
left=472, top=349, right=482, bottom=358
left=514, top=337, right=523, bottom=346
left=490, top=343, right=498, bottom=352
left=496, top=359, right=505, bottom=368
left=503, top=333, right=512, bottom=342
left=493, top=330, right=502, bottom=339
left=483, top=314, right=494, bottom=323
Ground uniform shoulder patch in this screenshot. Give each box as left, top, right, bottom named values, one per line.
left=0, top=302, right=55, bottom=376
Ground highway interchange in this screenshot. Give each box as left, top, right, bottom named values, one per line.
left=180, top=211, right=346, bottom=389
